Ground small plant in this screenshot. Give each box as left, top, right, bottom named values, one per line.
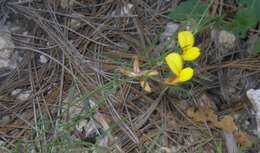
left=226, top=0, right=260, bottom=38
left=120, top=31, right=201, bottom=92
left=120, top=56, right=159, bottom=92
left=165, top=31, right=200, bottom=85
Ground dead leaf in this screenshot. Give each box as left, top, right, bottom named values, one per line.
left=186, top=107, right=217, bottom=123
left=186, top=108, right=236, bottom=133
left=215, top=116, right=237, bottom=133
left=234, top=131, right=252, bottom=148
left=187, top=107, right=207, bottom=122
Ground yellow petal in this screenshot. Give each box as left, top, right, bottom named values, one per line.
left=178, top=67, right=194, bottom=82
left=181, top=47, right=201, bottom=61
left=140, top=80, right=151, bottom=92
left=165, top=53, right=183, bottom=75
left=178, top=31, right=195, bottom=49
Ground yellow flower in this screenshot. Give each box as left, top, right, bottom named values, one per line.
left=181, top=47, right=201, bottom=61
left=165, top=52, right=194, bottom=85
left=178, top=31, right=201, bottom=61
left=178, top=31, right=195, bottom=49
left=120, top=56, right=158, bottom=92
left=165, top=53, right=183, bottom=75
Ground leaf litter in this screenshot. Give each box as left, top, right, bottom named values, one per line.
left=0, top=0, right=259, bottom=153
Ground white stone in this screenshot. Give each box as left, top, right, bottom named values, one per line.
left=39, top=55, right=48, bottom=63
left=160, top=22, right=179, bottom=41
left=0, top=27, right=16, bottom=69
left=247, top=89, right=260, bottom=135
left=218, top=30, right=236, bottom=49
left=11, top=88, right=22, bottom=96
left=160, top=22, right=179, bottom=49
left=17, top=90, right=32, bottom=101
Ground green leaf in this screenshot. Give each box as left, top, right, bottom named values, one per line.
left=232, top=8, right=257, bottom=37
left=168, top=0, right=208, bottom=21
left=236, top=9, right=257, bottom=28
left=255, top=37, right=260, bottom=53
left=227, top=0, right=260, bottom=38
left=239, top=0, right=253, bottom=6
left=255, top=0, right=260, bottom=19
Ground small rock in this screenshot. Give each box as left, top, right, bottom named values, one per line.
left=218, top=30, right=236, bottom=49
left=0, top=27, right=16, bottom=69
left=17, top=90, right=32, bottom=101
left=160, top=22, right=179, bottom=47
left=39, top=55, right=48, bottom=63
left=247, top=89, right=260, bottom=135
left=11, top=88, right=22, bottom=96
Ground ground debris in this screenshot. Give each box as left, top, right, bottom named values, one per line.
left=0, top=0, right=259, bottom=152
left=186, top=107, right=252, bottom=148
left=0, top=26, right=16, bottom=69
left=234, top=131, right=252, bottom=148
left=160, top=22, right=179, bottom=48
left=211, top=29, right=236, bottom=50
left=247, top=89, right=260, bottom=135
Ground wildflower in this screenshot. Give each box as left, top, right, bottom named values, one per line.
left=164, top=53, right=194, bottom=85
left=120, top=56, right=158, bottom=92
left=178, top=31, right=201, bottom=61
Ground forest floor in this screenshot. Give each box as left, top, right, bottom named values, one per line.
left=0, top=0, right=260, bottom=153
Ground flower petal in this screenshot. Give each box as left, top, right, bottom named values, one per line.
left=178, top=67, right=194, bottom=82
left=178, top=31, right=195, bottom=49
left=165, top=53, right=183, bottom=75
left=182, top=47, right=201, bottom=61
left=140, top=80, right=151, bottom=92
